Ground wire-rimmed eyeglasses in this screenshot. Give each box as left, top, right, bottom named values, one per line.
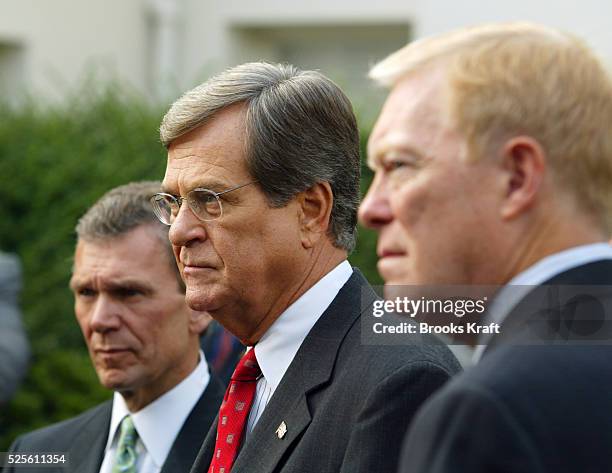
left=150, top=181, right=258, bottom=225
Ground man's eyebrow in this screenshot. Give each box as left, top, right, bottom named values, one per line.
left=106, top=278, right=148, bottom=287
left=162, top=180, right=228, bottom=196
left=69, top=277, right=153, bottom=292
left=160, top=183, right=176, bottom=194
left=367, top=143, right=391, bottom=170
left=106, top=280, right=154, bottom=294
left=368, top=138, right=400, bottom=169
left=368, top=141, right=425, bottom=169
left=366, top=142, right=383, bottom=170
left=69, top=277, right=85, bottom=290
left=195, top=181, right=228, bottom=192
left=366, top=152, right=379, bottom=171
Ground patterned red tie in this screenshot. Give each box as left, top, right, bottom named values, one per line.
left=208, top=348, right=261, bottom=473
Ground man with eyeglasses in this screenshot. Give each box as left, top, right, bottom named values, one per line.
left=153, top=62, right=460, bottom=473
left=6, top=182, right=224, bottom=473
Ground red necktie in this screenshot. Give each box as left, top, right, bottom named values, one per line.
left=208, top=348, right=261, bottom=473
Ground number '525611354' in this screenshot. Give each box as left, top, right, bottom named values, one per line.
left=6, top=453, right=67, bottom=465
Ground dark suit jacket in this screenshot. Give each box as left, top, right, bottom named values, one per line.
left=5, top=375, right=225, bottom=473
left=399, top=260, right=612, bottom=473
left=190, top=269, right=461, bottom=473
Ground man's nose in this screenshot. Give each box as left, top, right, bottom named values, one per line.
left=89, top=295, right=122, bottom=333
left=168, top=201, right=209, bottom=248
left=358, top=175, right=394, bottom=230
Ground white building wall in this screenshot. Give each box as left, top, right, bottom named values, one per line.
left=0, top=0, right=611, bottom=104
left=414, top=0, right=612, bottom=62
left=0, top=0, right=150, bottom=101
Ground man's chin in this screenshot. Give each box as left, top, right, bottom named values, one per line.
left=185, top=286, right=223, bottom=312
left=96, top=369, right=133, bottom=392
left=383, top=275, right=419, bottom=288
left=99, top=379, right=127, bottom=392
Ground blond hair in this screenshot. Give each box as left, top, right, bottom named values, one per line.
left=370, top=22, right=612, bottom=231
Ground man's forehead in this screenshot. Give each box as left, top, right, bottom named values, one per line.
left=168, top=103, right=247, bottom=152
left=73, top=230, right=166, bottom=271
left=70, top=272, right=147, bottom=289
left=164, top=108, right=251, bottom=193
left=368, top=69, right=449, bottom=164
left=163, top=155, right=246, bottom=194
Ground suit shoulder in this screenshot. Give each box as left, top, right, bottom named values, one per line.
left=404, top=346, right=612, bottom=473
left=449, top=344, right=612, bottom=422
left=10, top=401, right=112, bottom=451
left=466, top=344, right=611, bottom=392
left=325, top=318, right=461, bottom=396
left=341, top=314, right=462, bottom=378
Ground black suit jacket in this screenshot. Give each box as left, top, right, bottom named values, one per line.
left=190, top=270, right=461, bottom=473
left=399, top=260, right=612, bottom=473
left=5, top=375, right=225, bottom=473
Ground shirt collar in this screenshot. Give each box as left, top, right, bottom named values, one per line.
left=474, top=242, right=612, bottom=361
left=105, top=350, right=210, bottom=467
left=253, top=260, right=352, bottom=394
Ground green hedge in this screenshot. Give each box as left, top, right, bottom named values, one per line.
left=0, top=86, right=381, bottom=449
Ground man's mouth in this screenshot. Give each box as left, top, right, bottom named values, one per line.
left=377, top=248, right=407, bottom=258
left=95, top=348, right=131, bottom=356
left=182, top=264, right=216, bottom=275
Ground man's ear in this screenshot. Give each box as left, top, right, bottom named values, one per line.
left=298, top=182, right=334, bottom=249
left=189, top=309, right=213, bottom=335
left=499, top=136, right=546, bottom=220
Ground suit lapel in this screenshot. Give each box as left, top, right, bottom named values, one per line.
left=161, top=376, right=225, bottom=473
left=69, top=401, right=112, bottom=473
left=230, top=270, right=377, bottom=473
left=190, top=416, right=219, bottom=473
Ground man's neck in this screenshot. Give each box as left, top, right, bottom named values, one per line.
left=497, top=207, right=606, bottom=286
left=119, top=347, right=201, bottom=412
left=242, top=244, right=347, bottom=345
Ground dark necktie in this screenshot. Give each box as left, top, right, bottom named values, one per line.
left=208, top=348, right=261, bottom=473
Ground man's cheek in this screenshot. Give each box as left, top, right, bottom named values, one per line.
left=391, top=188, right=425, bottom=229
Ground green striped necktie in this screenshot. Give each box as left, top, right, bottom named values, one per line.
left=112, top=415, right=139, bottom=473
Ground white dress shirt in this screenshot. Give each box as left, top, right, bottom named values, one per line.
left=99, top=351, right=210, bottom=473
left=473, top=242, right=612, bottom=361
left=246, top=260, right=353, bottom=434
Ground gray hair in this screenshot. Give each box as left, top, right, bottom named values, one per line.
left=75, top=181, right=184, bottom=291
left=160, top=62, right=361, bottom=252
